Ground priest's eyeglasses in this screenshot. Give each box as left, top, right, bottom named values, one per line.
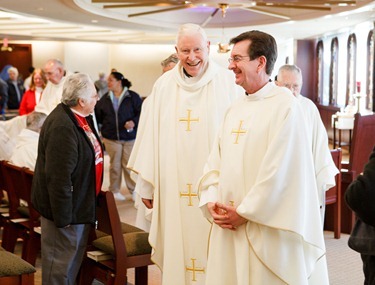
left=228, top=55, right=250, bottom=63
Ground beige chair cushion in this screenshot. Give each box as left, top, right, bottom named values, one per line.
left=93, top=231, right=151, bottom=257
left=96, top=222, right=144, bottom=238
left=0, top=247, right=36, bottom=277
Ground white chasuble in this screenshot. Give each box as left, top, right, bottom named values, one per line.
left=128, top=60, right=240, bottom=285
left=297, top=95, right=339, bottom=221
left=34, top=77, right=66, bottom=115
left=199, top=83, right=329, bottom=285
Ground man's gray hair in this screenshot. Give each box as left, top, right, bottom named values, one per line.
left=46, top=58, right=64, bottom=69
left=26, top=111, right=47, bottom=132
left=176, top=23, right=208, bottom=44
left=278, top=64, right=302, bottom=76
left=161, top=53, right=179, bottom=67
left=61, top=73, right=95, bottom=107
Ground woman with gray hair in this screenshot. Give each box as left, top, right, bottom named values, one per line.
left=32, top=73, right=104, bottom=284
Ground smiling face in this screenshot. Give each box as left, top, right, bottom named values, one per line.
left=175, top=32, right=210, bottom=78
left=228, top=40, right=262, bottom=93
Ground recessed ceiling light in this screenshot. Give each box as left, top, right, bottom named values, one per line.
left=92, top=20, right=98, bottom=23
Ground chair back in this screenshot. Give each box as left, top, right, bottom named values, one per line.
left=1, top=161, right=21, bottom=218
left=21, top=168, right=40, bottom=225
left=326, top=148, right=342, bottom=204
left=325, top=148, right=342, bottom=239
left=96, top=191, right=128, bottom=260
left=348, top=113, right=375, bottom=177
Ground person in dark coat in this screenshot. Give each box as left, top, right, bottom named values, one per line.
left=345, top=147, right=375, bottom=285
left=95, top=71, right=142, bottom=201
left=6, top=66, right=25, bottom=109
left=31, top=73, right=103, bottom=284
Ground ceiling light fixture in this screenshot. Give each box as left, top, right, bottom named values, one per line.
left=217, top=3, right=230, bottom=53
left=219, top=3, right=229, bottom=17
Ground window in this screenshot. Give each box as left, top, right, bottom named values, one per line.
left=329, top=37, right=339, bottom=105
left=346, top=33, right=357, bottom=106
left=366, top=30, right=374, bottom=111
left=316, top=40, right=324, bottom=104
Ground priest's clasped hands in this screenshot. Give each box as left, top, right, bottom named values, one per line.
left=207, top=202, right=247, bottom=230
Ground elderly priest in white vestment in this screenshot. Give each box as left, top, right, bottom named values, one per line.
left=276, top=64, right=339, bottom=223
left=128, top=23, right=240, bottom=284
left=198, top=31, right=329, bottom=284
left=34, top=59, right=66, bottom=115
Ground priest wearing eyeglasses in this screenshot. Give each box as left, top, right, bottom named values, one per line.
left=198, top=31, right=329, bottom=285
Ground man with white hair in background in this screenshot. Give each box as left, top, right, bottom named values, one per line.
left=276, top=64, right=339, bottom=223
left=128, top=23, right=240, bottom=284
left=34, top=59, right=66, bottom=115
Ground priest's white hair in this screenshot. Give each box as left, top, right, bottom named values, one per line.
left=176, top=23, right=208, bottom=44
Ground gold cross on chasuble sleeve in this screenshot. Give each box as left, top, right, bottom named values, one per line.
left=231, top=120, right=247, bottom=144
left=186, top=258, right=205, bottom=282
left=180, top=184, right=197, bottom=206
left=179, top=109, right=199, bottom=131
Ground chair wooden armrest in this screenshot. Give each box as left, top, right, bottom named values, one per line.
left=324, top=149, right=342, bottom=239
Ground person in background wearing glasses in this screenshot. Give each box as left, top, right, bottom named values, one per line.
left=95, top=71, right=143, bottom=201
left=34, top=59, right=66, bottom=115
left=128, top=23, right=240, bottom=285
left=198, top=31, right=329, bottom=284
left=32, top=73, right=103, bottom=284
left=276, top=64, right=338, bottom=224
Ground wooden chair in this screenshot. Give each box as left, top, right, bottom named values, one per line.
left=340, top=113, right=375, bottom=233
left=0, top=161, right=23, bottom=252
left=18, top=168, right=41, bottom=266
left=324, top=148, right=342, bottom=239
left=1, top=162, right=41, bottom=266
left=0, top=160, right=11, bottom=228
left=78, top=191, right=153, bottom=285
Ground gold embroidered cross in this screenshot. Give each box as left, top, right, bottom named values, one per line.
left=231, top=120, right=247, bottom=144
left=186, top=258, right=205, bottom=282
left=179, top=109, right=199, bottom=131
left=180, top=184, right=197, bottom=206
left=229, top=200, right=235, bottom=206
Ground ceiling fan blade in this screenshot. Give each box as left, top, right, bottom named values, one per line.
left=104, top=3, right=175, bottom=8
left=201, top=8, right=219, bottom=27
left=258, top=0, right=355, bottom=4
left=128, top=5, right=192, bottom=18
left=244, top=7, right=291, bottom=20
left=92, top=0, right=178, bottom=3
left=256, top=3, right=331, bottom=11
